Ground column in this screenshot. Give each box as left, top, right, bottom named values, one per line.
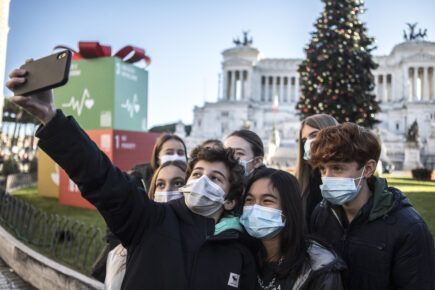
left=226, top=71, right=232, bottom=100
left=423, top=67, right=429, bottom=101
left=383, top=74, right=388, bottom=103
left=241, top=71, right=245, bottom=100
left=265, top=76, right=270, bottom=102
left=411, top=67, right=416, bottom=101
left=232, top=70, right=237, bottom=100
left=432, top=67, right=435, bottom=100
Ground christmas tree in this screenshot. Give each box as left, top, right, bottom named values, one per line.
left=297, top=0, right=380, bottom=128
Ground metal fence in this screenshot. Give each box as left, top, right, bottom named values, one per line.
left=0, top=191, right=105, bottom=274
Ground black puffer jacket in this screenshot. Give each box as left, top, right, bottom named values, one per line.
left=37, top=111, right=257, bottom=290
left=310, top=177, right=435, bottom=290
left=275, top=240, right=346, bottom=290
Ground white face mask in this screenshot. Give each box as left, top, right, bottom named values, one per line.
left=154, top=191, right=183, bottom=203
left=303, top=138, right=314, bottom=161
left=239, top=158, right=254, bottom=177
left=179, top=175, right=226, bottom=217
left=159, top=154, right=187, bottom=164
left=320, top=167, right=366, bottom=205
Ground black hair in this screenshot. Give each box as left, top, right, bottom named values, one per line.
left=244, top=167, right=308, bottom=280
left=227, top=129, right=264, bottom=157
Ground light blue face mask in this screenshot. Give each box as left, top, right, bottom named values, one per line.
left=303, top=138, right=314, bottom=161
left=239, top=158, right=254, bottom=177
left=240, top=204, right=285, bottom=239
left=320, top=167, right=366, bottom=205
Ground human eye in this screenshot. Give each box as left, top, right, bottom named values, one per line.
left=191, top=171, right=202, bottom=178
left=174, top=180, right=185, bottom=187
left=156, top=182, right=165, bottom=189
left=244, top=195, right=254, bottom=205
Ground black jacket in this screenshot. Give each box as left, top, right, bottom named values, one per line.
left=261, top=240, right=345, bottom=290
left=310, top=177, right=435, bottom=290
left=37, top=111, right=257, bottom=290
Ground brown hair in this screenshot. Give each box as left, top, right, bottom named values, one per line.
left=310, top=122, right=381, bottom=168
left=227, top=129, right=264, bottom=157
left=295, top=114, right=339, bottom=196
left=150, top=134, right=187, bottom=171
left=187, top=146, right=244, bottom=211
left=148, top=161, right=187, bottom=200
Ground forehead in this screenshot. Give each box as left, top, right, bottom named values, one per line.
left=193, top=160, right=229, bottom=178
left=301, top=124, right=319, bottom=140
left=321, top=161, right=360, bottom=169
left=160, top=139, right=184, bottom=151
left=158, top=165, right=186, bottom=180
left=249, top=178, right=278, bottom=198
left=224, top=136, right=251, bottom=152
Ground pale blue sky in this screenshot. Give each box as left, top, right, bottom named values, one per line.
left=4, top=0, right=435, bottom=127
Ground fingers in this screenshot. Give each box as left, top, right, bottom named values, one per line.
left=8, top=68, right=27, bottom=78
left=5, top=77, right=26, bottom=90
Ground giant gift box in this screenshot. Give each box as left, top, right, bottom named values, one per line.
left=37, top=149, right=60, bottom=198
left=53, top=57, right=149, bottom=131
left=39, top=41, right=156, bottom=209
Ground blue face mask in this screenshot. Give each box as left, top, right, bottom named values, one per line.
left=240, top=204, right=285, bottom=239
left=320, top=167, right=366, bottom=205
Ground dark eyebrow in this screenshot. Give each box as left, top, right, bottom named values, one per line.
left=212, top=170, right=227, bottom=180
left=262, top=193, right=278, bottom=200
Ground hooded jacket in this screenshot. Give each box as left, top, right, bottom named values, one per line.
left=310, top=177, right=435, bottom=290
left=36, top=111, right=256, bottom=290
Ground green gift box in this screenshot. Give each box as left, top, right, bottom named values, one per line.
left=54, top=57, right=148, bottom=131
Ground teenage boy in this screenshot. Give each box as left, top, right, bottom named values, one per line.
left=309, top=122, right=434, bottom=290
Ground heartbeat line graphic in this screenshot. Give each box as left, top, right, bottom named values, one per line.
left=61, top=89, right=94, bottom=116
left=121, top=94, right=141, bottom=118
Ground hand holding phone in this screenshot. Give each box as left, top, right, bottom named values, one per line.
left=4, top=50, right=71, bottom=124
left=12, top=50, right=72, bottom=96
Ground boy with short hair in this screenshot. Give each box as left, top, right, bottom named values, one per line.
left=309, top=122, right=434, bottom=290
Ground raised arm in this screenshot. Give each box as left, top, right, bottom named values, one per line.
left=6, top=68, right=165, bottom=246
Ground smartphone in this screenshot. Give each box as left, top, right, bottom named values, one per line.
left=13, top=50, right=72, bottom=96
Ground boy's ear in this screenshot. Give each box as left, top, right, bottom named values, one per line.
left=364, top=159, right=378, bottom=178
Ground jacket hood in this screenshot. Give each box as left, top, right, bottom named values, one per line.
left=368, top=177, right=411, bottom=221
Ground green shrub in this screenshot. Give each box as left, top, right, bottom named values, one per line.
left=411, top=168, right=433, bottom=181
left=2, top=157, right=20, bottom=176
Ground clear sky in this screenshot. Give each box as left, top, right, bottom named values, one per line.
left=4, top=0, right=435, bottom=128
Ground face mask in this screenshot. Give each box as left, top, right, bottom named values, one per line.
left=179, top=175, right=226, bottom=217
left=303, top=138, right=314, bottom=161
left=239, top=159, right=254, bottom=177
left=154, top=191, right=183, bottom=203
left=159, top=154, right=187, bottom=164
left=240, top=204, right=285, bottom=239
left=320, top=167, right=366, bottom=205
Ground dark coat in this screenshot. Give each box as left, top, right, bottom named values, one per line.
left=271, top=240, right=345, bottom=290
left=310, top=177, right=435, bottom=290
left=37, top=110, right=257, bottom=290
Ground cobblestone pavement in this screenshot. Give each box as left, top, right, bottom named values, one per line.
left=0, top=258, right=35, bottom=290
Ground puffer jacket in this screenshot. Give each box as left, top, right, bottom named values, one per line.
left=310, top=177, right=435, bottom=290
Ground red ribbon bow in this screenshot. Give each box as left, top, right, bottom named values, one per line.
left=55, top=41, right=151, bottom=66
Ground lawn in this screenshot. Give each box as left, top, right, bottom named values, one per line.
left=384, top=176, right=435, bottom=235
left=11, top=186, right=106, bottom=231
